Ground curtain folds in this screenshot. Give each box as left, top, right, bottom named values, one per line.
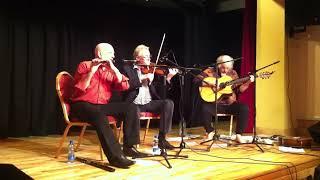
left=239, top=0, right=257, bottom=133
left=0, top=5, right=185, bottom=138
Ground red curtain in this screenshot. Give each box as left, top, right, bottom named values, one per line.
left=239, top=0, right=257, bottom=133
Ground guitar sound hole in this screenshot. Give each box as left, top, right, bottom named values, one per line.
left=219, top=83, right=226, bottom=89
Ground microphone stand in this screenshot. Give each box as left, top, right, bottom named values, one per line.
left=233, top=73, right=266, bottom=153
left=176, top=68, right=188, bottom=155
left=160, top=58, right=202, bottom=156
left=232, top=61, right=280, bottom=152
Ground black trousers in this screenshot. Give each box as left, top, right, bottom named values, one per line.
left=201, top=100, right=249, bottom=134
left=70, top=101, right=140, bottom=161
left=137, top=99, right=174, bottom=134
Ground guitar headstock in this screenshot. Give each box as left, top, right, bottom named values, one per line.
left=257, top=71, right=275, bottom=79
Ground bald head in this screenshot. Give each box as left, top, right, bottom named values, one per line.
left=94, top=43, right=115, bottom=61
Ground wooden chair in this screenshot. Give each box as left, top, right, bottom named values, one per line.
left=118, top=112, right=160, bottom=143
left=55, top=71, right=118, bottom=160
left=216, top=113, right=234, bottom=136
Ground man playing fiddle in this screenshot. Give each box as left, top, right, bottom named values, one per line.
left=193, top=55, right=254, bottom=143
left=122, top=44, right=179, bottom=150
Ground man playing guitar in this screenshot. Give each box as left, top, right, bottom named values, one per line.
left=194, top=55, right=254, bottom=143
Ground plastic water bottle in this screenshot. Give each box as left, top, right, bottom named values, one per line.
left=67, top=140, right=75, bottom=163
left=152, top=135, right=160, bottom=155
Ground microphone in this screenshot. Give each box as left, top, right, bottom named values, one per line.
left=92, top=60, right=109, bottom=63
left=159, top=51, right=170, bottom=62
left=91, top=59, right=115, bottom=63
left=159, top=56, right=169, bottom=62
left=122, top=59, right=138, bottom=63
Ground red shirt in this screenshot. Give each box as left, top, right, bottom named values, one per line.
left=71, top=61, right=129, bottom=104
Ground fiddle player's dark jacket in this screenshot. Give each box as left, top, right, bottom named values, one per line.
left=122, top=64, right=161, bottom=103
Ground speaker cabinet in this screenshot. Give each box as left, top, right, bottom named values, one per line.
left=0, top=164, right=32, bottom=179
left=308, top=122, right=320, bottom=143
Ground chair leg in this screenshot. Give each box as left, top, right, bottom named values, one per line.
left=118, top=122, right=123, bottom=143
left=75, top=125, right=87, bottom=152
left=99, top=142, right=104, bottom=161
left=55, top=124, right=72, bottom=158
left=111, top=123, right=117, bottom=138
left=144, top=119, right=151, bottom=143
left=229, top=116, right=234, bottom=136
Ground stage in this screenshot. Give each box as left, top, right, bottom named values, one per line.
left=1, top=127, right=319, bottom=179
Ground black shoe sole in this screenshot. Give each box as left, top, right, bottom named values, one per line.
left=109, top=159, right=135, bottom=168
left=109, top=163, right=130, bottom=169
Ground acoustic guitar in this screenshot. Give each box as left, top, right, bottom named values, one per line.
left=199, top=71, right=274, bottom=102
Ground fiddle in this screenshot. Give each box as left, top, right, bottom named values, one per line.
left=138, top=63, right=168, bottom=76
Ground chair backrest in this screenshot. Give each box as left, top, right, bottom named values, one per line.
left=56, top=71, right=74, bottom=123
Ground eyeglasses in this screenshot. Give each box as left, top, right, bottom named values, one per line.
left=139, top=55, right=152, bottom=60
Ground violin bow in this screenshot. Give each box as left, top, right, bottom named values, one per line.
left=152, top=33, right=166, bottom=74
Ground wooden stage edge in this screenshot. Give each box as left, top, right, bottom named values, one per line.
left=1, top=127, right=320, bottom=179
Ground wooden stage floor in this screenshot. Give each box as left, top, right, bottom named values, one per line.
left=1, top=127, right=320, bottom=179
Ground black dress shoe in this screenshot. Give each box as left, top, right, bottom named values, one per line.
left=123, top=146, right=149, bottom=158
left=159, top=139, right=175, bottom=150
left=109, top=155, right=135, bottom=168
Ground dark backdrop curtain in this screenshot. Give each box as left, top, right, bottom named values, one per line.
left=0, top=10, right=10, bottom=138
left=239, top=0, right=257, bottom=133
left=179, top=10, right=213, bottom=126
left=0, top=2, right=246, bottom=137
left=0, top=3, right=185, bottom=138
left=188, top=9, right=244, bottom=127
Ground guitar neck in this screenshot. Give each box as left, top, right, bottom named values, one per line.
left=224, top=76, right=250, bottom=86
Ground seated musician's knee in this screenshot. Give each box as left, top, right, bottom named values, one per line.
left=91, top=113, right=107, bottom=124
left=164, top=99, right=174, bottom=108
left=127, top=103, right=138, bottom=112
